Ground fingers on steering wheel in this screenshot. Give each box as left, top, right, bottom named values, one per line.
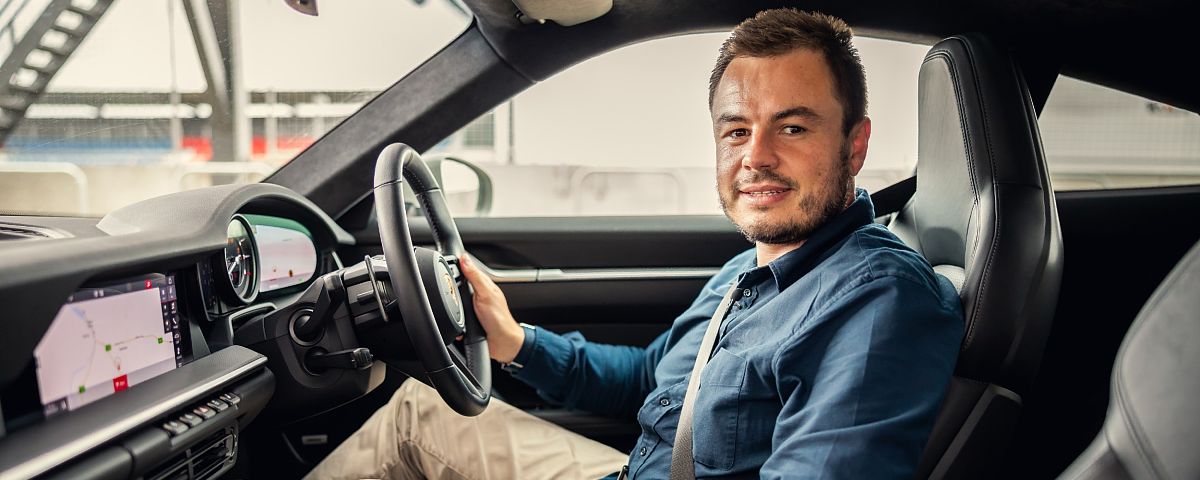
left=458, top=254, right=477, bottom=282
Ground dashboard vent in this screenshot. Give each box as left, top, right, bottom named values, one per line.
left=146, top=426, right=238, bottom=480
left=0, top=223, right=67, bottom=241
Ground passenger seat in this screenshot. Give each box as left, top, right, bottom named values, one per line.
left=1058, top=239, right=1200, bottom=479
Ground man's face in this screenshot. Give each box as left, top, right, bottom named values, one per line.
left=712, top=48, right=870, bottom=245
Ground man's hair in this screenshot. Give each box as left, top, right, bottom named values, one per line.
left=708, top=9, right=867, bottom=135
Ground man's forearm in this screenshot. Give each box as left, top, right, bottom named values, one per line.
left=507, top=325, right=657, bottom=418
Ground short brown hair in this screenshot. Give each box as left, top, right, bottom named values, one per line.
left=709, top=9, right=867, bottom=135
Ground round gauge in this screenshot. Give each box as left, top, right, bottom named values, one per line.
left=221, top=215, right=259, bottom=303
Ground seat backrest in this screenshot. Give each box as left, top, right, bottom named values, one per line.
left=888, top=33, right=1064, bottom=477
left=1058, top=239, right=1200, bottom=480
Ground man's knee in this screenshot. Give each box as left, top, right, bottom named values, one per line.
left=395, top=377, right=432, bottom=398
left=389, top=378, right=455, bottom=424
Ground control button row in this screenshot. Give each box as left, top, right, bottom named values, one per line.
left=206, top=399, right=229, bottom=412
left=162, top=420, right=188, bottom=436
left=161, top=391, right=241, bottom=436
left=179, top=413, right=203, bottom=427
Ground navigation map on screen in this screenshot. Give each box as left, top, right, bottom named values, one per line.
left=33, top=274, right=188, bottom=418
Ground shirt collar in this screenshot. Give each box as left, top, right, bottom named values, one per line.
left=756, top=188, right=875, bottom=290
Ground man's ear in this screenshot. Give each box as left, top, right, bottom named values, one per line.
left=847, top=116, right=871, bottom=176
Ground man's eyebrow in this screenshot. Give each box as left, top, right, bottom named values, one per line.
left=773, top=106, right=822, bottom=123
left=715, top=107, right=823, bottom=125
left=715, top=113, right=747, bottom=125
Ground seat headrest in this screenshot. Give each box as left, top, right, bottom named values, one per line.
left=889, top=34, right=1062, bottom=393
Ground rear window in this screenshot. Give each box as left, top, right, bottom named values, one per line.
left=1039, top=77, right=1200, bottom=191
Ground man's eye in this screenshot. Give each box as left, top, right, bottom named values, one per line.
left=782, top=125, right=807, bottom=135
left=728, top=128, right=749, bottom=138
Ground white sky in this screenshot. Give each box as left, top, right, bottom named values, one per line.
left=48, top=0, right=469, bottom=91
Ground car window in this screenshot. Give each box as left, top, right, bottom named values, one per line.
left=431, top=33, right=929, bottom=217
left=0, top=0, right=470, bottom=216
left=1039, top=77, right=1200, bottom=191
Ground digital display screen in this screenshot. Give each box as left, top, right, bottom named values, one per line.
left=246, top=215, right=317, bottom=293
left=32, top=274, right=190, bottom=418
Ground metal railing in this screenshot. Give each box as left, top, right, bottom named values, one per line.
left=0, top=0, right=38, bottom=47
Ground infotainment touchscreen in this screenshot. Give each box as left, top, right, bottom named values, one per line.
left=32, top=273, right=191, bottom=418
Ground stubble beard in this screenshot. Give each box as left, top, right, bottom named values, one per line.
left=719, top=149, right=853, bottom=246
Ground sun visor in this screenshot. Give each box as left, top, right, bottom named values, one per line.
left=511, top=0, right=612, bottom=26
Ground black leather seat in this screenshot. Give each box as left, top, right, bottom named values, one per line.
left=887, top=34, right=1064, bottom=478
left=1058, top=240, right=1200, bottom=480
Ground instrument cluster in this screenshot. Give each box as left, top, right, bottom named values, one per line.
left=201, top=214, right=320, bottom=313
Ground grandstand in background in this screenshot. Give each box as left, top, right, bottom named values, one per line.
left=3, top=90, right=378, bottom=165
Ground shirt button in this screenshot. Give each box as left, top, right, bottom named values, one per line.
left=659, top=398, right=670, bottom=406
left=743, top=289, right=752, bottom=297
left=639, top=446, right=648, bottom=456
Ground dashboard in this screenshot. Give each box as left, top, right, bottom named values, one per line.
left=0, top=183, right=354, bottom=479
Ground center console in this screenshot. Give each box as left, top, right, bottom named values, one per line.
left=0, top=271, right=275, bottom=479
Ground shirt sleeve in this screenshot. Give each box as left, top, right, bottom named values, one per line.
left=508, top=326, right=668, bottom=418
left=505, top=248, right=756, bottom=419
left=760, top=275, right=963, bottom=479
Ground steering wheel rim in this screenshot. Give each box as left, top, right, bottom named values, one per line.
left=372, top=142, right=490, bottom=416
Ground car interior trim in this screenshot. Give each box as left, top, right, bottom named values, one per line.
left=0, top=350, right=268, bottom=480
left=471, top=259, right=719, bottom=284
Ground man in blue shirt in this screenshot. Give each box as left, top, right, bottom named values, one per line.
left=307, top=9, right=962, bottom=480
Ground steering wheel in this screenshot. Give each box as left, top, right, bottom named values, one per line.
left=372, top=143, right=490, bottom=416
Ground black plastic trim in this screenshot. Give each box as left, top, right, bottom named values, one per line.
left=0, top=346, right=267, bottom=479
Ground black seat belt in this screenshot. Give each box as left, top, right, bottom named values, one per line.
left=869, top=175, right=917, bottom=218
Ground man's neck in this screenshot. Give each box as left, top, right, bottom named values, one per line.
left=756, top=241, right=805, bottom=267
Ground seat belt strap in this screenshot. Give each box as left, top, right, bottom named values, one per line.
left=869, top=175, right=917, bottom=218
left=669, top=283, right=742, bottom=480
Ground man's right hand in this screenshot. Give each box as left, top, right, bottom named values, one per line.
left=459, top=254, right=526, bottom=364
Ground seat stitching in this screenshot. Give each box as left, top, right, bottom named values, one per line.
left=959, top=37, right=1001, bottom=355
left=1112, top=360, right=1167, bottom=479
left=929, top=42, right=984, bottom=353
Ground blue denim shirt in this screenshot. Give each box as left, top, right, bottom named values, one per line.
left=509, top=189, right=964, bottom=479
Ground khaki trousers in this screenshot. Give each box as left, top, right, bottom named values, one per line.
left=303, top=379, right=629, bottom=480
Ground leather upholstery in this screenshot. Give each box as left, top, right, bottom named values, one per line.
left=1059, top=240, right=1200, bottom=480
left=889, top=33, right=1064, bottom=477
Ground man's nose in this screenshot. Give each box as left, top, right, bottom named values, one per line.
left=743, top=130, right=778, bottom=170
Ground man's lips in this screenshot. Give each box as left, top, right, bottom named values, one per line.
left=737, top=184, right=793, bottom=206
left=738, top=184, right=792, bottom=195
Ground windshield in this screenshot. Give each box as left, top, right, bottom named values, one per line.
left=0, top=0, right=470, bottom=216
